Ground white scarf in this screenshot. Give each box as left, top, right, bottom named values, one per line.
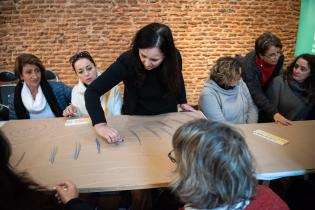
left=184, top=200, right=250, bottom=210
left=21, top=83, right=47, bottom=113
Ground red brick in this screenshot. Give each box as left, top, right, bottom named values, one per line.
left=0, top=0, right=300, bottom=105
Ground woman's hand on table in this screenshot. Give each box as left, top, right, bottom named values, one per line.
left=94, top=123, right=123, bottom=143
left=180, top=103, right=196, bottom=112
left=63, top=104, right=78, bottom=117
left=273, top=113, right=292, bottom=126
left=55, top=180, right=79, bottom=204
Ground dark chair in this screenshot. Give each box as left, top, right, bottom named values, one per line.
left=0, top=71, right=17, bottom=82
left=0, top=84, right=16, bottom=106
left=45, top=69, right=59, bottom=82
left=0, top=104, right=9, bottom=121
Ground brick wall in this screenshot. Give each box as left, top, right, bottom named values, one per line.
left=0, top=0, right=300, bottom=105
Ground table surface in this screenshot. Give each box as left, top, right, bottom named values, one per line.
left=2, top=111, right=204, bottom=192
left=1, top=112, right=314, bottom=192
left=235, top=120, right=315, bottom=180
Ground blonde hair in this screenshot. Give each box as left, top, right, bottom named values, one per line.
left=210, top=56, right=243, bottom=87
left=171, top=119, right=256, bottom=209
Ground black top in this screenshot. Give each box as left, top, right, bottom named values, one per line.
left=65, top=198, right=93, bottom=210
left=85, top=50, right=187, bottom=125
left=241, top=51, right=284, bottom=122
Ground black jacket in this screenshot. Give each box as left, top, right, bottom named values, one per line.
left=65, top=198, right=93, bottom=210
left=241, top=51, right=284, bottom=122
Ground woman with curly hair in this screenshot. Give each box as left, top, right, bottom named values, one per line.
left=199, top=56, right=258, bottom=124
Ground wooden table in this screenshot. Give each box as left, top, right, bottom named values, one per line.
left=235, top=120, right=315, bottom=180
left=1, top=113, right=314, bottom=192
left=1, top=111, right=204, bottom=192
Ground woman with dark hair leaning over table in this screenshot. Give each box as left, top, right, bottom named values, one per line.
left=241, top=32, right=291, bottom=125
left=170, top=119, right=289, bottom=210
left=8, top=53, right=71, bottom=119
left=85, top=22, right=195, bottom=144
left=0, top=130, right=93, bottom=210
left=266, top=53, right=315, bottom=121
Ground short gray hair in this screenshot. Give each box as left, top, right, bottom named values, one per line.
left=170, top=119, right=256, bottom=209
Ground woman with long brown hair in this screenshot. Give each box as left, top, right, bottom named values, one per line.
left=85, top=23, right=194, bottom=144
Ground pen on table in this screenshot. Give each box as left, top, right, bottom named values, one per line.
left=15, top=151, right=26, bottom=167
left=74, top=142, right=81, bottom=160
left=96, top=138, right=101, bottom=154
left=114, top=138, right=124, bottom=146
left=49, top=146, right=57, bottom=164
left=77, top=142, right=81, bottom=159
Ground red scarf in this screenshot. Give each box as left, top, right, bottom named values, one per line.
left=255, top=56, right=276, bottom=86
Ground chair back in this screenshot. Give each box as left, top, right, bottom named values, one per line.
left=0, top=104, right=9, bottom=121
left=0, top=84, right=16, bottom=106
left=45, top=69, right=59, bottom=82
left=0, top=71, right=17, bottom=82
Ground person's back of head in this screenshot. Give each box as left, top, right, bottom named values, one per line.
left=210, top=56, right=243, bottom=89
left=171, top=119, right=256, bottom=209
left=0, top=130, right=55, bottom=210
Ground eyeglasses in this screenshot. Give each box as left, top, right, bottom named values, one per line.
left=263, top=51, right=283, bottom=60
left=294, top=63, right=309, bottom=72
left=168, top=149, right=176, bottom=163
left=69, top=51, right=91, bottom=65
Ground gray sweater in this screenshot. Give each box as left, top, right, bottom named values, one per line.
left=266, top=75, right=314, bottom=120
left=199, top=79, right=258, bottom=124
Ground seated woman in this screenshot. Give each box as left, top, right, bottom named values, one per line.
left=9, top=53, right=71, bottom=119
left=266, top=53, right=315, bottom=121
left=63, top=51, right=122, bottom=118
left=0, top=130, right=92, bottom=210
left=170, top=119, right=289, bottom=210
left=199, top=56, right=258, bottom=124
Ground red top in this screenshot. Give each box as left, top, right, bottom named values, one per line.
left=245, top=185, right=289, bottom=210
left=255, top=56, right=276, bottom=86
left=179, top=185, right=289, bottom=210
